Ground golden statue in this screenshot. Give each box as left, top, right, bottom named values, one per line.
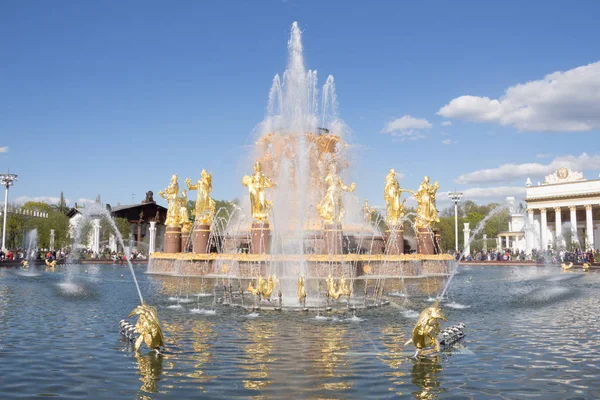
left=298, top=276, right=307, bottom=302
left=405, top=301, right=447, bottom=357
left=582, top=262, right=590, bottom=271
left=45, top=259, right=57, bottom=269
left=413, top=176, right=440, bottom=230
left=246, top=275, right=278, bottom=299
left=158, top=175, right=181, bottom=227
left=384, top=169, right=407, bottom=225
left=362, top=199, right=374, bottom=223
left=179, top=189, right=193, bottom=233
left=242, top=162, right=275, bottom=222
left=129, top=303, right=166, bottom=352
left=186, top=170, right=216, bottom=225
left=561, top=262, right=573, bottom=271
left=21, top=260, right=29, bottom=269
left=325, top=274, right=352, bottom=300
left=317, top=163, right=356, bottom=224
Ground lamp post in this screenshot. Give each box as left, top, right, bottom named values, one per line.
left=1, top=172, right=18, bottom=252
left=448, top=191, right=463, bottom=251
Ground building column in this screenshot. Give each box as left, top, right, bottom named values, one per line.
left=569, top=206, right=579, bottom=245
left=496, top=236, right=502, bottom=250
left=585, top=205, right=594, bottom=250
left=526, top=209, right=534, bottom=253
left=483, top=233, right=488, bottom=252
left=149, top=221, right=157, bottom=254
left=540, top=208, right=547, bottom=250
left=92, top=218, right=101, bottom=254
left=49, top=229, right=55, bottom=251
left=463, top=222, right=470, bottom=255
left=505, top=235, right=510, bottom=249
left=554, top=207, right=562, bottom=248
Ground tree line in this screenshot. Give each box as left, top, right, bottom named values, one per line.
left=3, top=192, right=129, bottom=251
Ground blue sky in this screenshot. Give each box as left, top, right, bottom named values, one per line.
left=1, top=1, right=599, bottom=210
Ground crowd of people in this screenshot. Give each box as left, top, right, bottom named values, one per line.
left=0, top=249, right=67, bottom=261
left=0, top=247, right=146, bottom=263
left=454, top=247, right=599, bottom=264
left=81, top=248, right=147, bottom=262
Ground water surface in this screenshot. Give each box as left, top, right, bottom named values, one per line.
left=0, top=265, right=598, bottom=399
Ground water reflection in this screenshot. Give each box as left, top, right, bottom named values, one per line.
left=313, top=325, right=352, bottom=391
left=242, top=320, right=276, bottom=390
left=136, top=352, right=164, bottom=393
left=411, top=356, right=444, bottom=400
left=379, top=326, right=407, bottom=395
left=187, top=319, right=216, bottom=388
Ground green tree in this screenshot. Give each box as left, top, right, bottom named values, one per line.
left=114, top=217, right=131, bottom=239
left=57, top=192, right=68, bottom=215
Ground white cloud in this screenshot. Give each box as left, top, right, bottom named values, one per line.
left=76, top=198, right=98, bottom=207
left=441, top=121, right=452, bottom=127
left=460, top=186, right=526, bottom=199
left=536, top=153, right=553, bottom=159
left=436, top=187, right=526, bottom=207
left=14, top=196, right=63, bottom=205
left=0, top=146, right=8, bottom=153
left=381, top=115, right=432, bottom=141
left=456, top=152, right=600, bottom=184
left=441, top=139, right=453, bottom=145
left=438, top=61, right=600, bottom=132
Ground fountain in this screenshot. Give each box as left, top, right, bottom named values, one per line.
left=4, top=22, right=599, bottom=400
left=148, top=22, right=455, bottom=312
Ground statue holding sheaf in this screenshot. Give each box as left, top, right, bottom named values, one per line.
left=317, top=163, right=356, bottom=224
left=186, top=170, right=216, bottom=225
left=158, top=175, right=181, bottom=227
left=179, top=189, right=192, bottom=233
left=384, top=169, right=408, bottom=226
left=242, top=161, right=275, bottom=222
left=412, top=176, right=440, bottom=230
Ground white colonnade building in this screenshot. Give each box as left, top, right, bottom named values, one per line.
left=525, top=168, right=600, bottom=252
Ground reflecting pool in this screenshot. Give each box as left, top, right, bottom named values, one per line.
left=0, top=265, right=598, bottom=399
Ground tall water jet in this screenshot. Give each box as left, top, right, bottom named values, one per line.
left=68, top=204, right=144, bottom=305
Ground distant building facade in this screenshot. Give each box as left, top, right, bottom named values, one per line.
left=67, top=191, right=167, bottom=252
left=524, top=168, right=600, bottom=252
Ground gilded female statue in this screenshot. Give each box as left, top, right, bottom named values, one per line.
left=384, top=169, right=407, bottom=225
left=362, top=199, right=374, bottom=223
left=158, top=174, right=180, bottom=227
left=317, top=163, right=356, bottom=224
left=242, top=161, right=275, bottom=222
left=179, top=189, right=192, bottom=233
left=186, top=170, right=216, bottom=225
left=413, top=176, right=440, bottom=230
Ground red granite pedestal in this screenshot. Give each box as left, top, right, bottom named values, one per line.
left=193, top=224, right=211, bottom=254
left=181, top=231, right=190, bottom=253
left=434, top=230, right=441, bottom=254
left=417, top=228, right=435, bottom=255
left=250, top=222, right=271, bottom=254
left=164, top=226, right=182, bottom=253
left=385, top=225, right=404, bottom=255
left=324, top=223, right=343, bottom=255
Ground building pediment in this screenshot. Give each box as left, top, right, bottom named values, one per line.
left=543, top=167, right=585, bottom=185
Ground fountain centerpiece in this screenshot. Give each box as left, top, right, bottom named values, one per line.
left=148, top=22, right=455, bottom=309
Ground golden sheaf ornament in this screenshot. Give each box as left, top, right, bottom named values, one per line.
left=129, top=303, right=166, bottom=352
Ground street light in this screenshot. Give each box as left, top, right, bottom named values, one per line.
left=448, top=191, right=463, bottom=251
left=1, top=172, right=18, bottom=252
